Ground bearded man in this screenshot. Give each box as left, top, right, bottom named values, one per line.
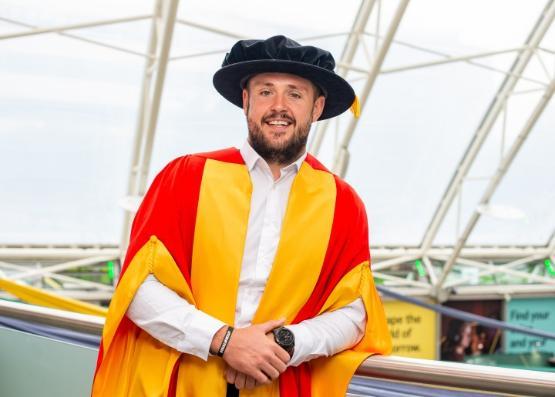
left=91, top=35, right=391, bottom=397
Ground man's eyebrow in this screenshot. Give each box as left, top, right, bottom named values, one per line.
left=251, top=82, right=275, bottom=88
left=286, top=84, right=309, bottom=92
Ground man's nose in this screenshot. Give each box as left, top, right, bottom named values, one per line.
left=270, top=92, right=287, bottom=112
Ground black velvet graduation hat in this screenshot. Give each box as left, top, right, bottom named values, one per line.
left=213, top=35, right=358, bottom=120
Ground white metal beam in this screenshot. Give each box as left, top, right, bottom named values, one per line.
left=362, top=31, right=552, bottom=85
left=169, top=32, right=352, bottom=62
left=176, top=18, right=245, bottom=39
left=0, top=245, right=549, bottom=262
left=379, top=287, right=432, bottom=298
left=7, top=256, right=115, bottom=281
left=436, top=256, right=555, bottom=286
left=435, top=73, right=555, bottom=292
left=422, top=256, right=438, bottom=286
left=332, top=0, right=410, bottom=177
left=419, top=1, right=555, bottom=257
left=120, top=0, right=180, bottom=259
left=379, top=46, right=550, bottom=87
left=539, top=46, right=555, bottom=54
left=339, top=56, right=548, bottom=87
left=0, top=261, right=113, bottom=291
left=371, top=246, right=549, bottom=260
left=0, top=15, right=151, bottom=41
left=170, top=48, right=230, bottom=61
left=380, top=283, right=555, bottom=298
left=372, top=254, right=420, bottom=271
left=434, top=253, right=546, bottom=288
left=547, top=230, right=555, bottom=254
left=0, top=247, right=119, bottom=260
left=0, top=16, right=152, bottom=58
left=308, top=0, right=377, bottom=156
left=452, top=283, right=555, bottom=297
left=379, top=47, right=529, bottom=75
left=372, top=272, right=432, bottom=289
left=546, top=230, right=555, bottom=267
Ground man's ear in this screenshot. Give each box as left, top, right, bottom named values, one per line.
left=312, top=96, right=325, bottom=122
left=242, top=89, right=249, bottom=115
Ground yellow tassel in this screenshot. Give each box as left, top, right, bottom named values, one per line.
left=349, top=95, right=361, bottom=118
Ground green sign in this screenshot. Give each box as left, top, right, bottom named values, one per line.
left=504, top=297, right=555, bottom=354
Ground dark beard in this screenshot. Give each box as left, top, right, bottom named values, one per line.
left=247, top=115, right=312, bottom=165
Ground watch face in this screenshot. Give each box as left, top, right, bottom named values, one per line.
left=276, top=327, right=294, bottom=347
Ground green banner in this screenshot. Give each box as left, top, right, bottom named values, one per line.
left=504, top=297, right=555, bottom=354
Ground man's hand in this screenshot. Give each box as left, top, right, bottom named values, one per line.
left=225, top=366, right=258, bottom=389
left=213, top=318, right=290, bottom=385
left=224, top=332, right=284, bottom=390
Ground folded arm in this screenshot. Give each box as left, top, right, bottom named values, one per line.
left=127, top=274, right=366, bottom=387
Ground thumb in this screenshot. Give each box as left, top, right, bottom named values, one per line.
left=258, top=318, right=285, bottom=333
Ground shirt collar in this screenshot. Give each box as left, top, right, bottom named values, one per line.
left=240, top=141, right=307, bottom=173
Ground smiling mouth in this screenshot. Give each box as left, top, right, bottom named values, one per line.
left=265, top=119, right=293, bottom=129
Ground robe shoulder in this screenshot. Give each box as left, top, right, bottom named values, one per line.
left=157, top=147, right=244, bottom=178
left=305, top=153, right=366, bottom=213
left=191, top=147, right=244, bottom=164
left=146, top=148, right=245, bottom=194
left=334, top=174, right=366, bottom=214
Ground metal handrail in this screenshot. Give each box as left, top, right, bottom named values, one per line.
left=0, top=299, right=104, bottom=334
left=359, top=355, right=555, bottom=397
left=2, top=300, right=554, bottom=396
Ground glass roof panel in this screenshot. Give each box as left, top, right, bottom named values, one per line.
left=344, top=0, right=549, bottom=246
left=467, top=99, right=555, bottom=246
left=2, top=0, right=153, bottom=26
left=345, top=54, right=506, bottom=246
left=435, top=21, right=555, bottom=246
left=0, top=32, right=142, bottom=244
left=1, top=0, right=553, bottom=249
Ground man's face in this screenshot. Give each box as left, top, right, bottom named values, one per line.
left=242, top=72, right=325, bottom=165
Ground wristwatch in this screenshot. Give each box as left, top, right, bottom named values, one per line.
left=272, top=326, right=295, bottom=358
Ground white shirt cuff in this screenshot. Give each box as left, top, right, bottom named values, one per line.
left=179, top=309, right=226, bottom=361
left=127, top=274, right=225, bottom=361
left=284, top=297, right=366, bottom=367
left=287, top=322, right=314, bottom=367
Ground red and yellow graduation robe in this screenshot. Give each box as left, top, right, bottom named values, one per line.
left=91, top=148, right=391, bottom=397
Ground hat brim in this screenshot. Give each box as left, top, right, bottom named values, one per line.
left=213, top=59, right=355, bottom=121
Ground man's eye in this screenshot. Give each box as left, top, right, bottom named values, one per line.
left=260, top=90, right=271, bottom=96
left=290, top=92, right=302, bottom=99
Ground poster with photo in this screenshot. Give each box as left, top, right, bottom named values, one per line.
left=440, top=300, right=502, bottom=362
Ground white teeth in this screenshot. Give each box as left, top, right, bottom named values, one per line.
left=268, top=120, right=290, bottom=126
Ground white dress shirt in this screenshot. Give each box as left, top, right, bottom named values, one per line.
left=127, top=141, right=366, bottom=366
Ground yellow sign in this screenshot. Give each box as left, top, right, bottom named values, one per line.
left=383, top=300, right=437, bottom=359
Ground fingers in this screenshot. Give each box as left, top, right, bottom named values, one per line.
left=245, top=376, right=256, bottom=389
left=272, top=344, right=292, bottom=364
left=235, top=372, right=246, bottom=389
left=252, top=370, right=271, bottom=385
left=228, top=365, right=269, bottom=386
left=227, top=369, right=264, bottom=391
left=225, top=367, right=238, bottom=384
left=267, top=351, right=288, bottom=374
left=259, top=360, right=280, bottom=380
left=258, top=318, right=285, bottom=333
left=222, top=321, right=289, bottom=384
left=229, top=372, right=261, bottom=390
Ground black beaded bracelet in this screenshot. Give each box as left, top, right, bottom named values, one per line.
left=217, top=326, right=234, bottom=357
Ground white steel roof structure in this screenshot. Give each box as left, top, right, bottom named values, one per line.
left=1, top=0, right=554, bottom=302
